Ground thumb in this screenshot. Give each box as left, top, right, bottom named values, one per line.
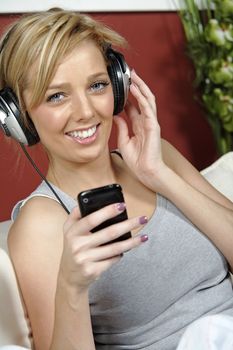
left=113, top=115, right=130, bottom=149
left=63, top=206, right=81, bottom=232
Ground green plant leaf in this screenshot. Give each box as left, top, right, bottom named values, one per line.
left=178, top=0, right=233, bottom=153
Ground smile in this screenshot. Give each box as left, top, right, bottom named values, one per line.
left=67, top=125, right=97, bottom=140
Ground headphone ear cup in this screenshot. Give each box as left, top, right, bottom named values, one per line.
left=0, top=87, right=39, bottom=146
left=107, top=61, right=123, bottom=115
left=106, top=48, right=131, bottom=115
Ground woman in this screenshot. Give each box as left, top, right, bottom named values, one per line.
left=0, top=8, right=233, bottom=350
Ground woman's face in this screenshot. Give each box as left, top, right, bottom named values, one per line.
left=23, top=40, right=114, bottom=166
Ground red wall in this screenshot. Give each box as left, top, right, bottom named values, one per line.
left=0, top=12, right=217, bottom=221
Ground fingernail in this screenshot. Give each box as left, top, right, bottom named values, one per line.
left=140, top=234, right=148, bottom=243
left=139, top=216, right=148, bottom=225
left=116, top=202, right=126, bottom=211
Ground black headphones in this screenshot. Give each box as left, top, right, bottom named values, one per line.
left=106, top=47, right=131, bottom=116
left=0, top=46, right=131, bottom=146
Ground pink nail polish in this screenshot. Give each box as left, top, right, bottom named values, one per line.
left=140, top=234, right=148, bottom=243
left=116, top=202, right=126, bottom=211
left=139, top=216, right=148, bottom=225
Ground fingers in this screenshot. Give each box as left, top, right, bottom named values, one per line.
left=62, top=203, right=149, bottom=289
left=63, top=206, right=81, bottom=233
left=65, top=202, right=143, bottom=239
left=124, top=100, right=145, bottom=137
left=84, top=232, right=147, bottom=262
left=87, top=214, right=147, bottom=249
left=124, top=99, right=140, bottom=119
left=113, top=115, right=129, bottom=143
left=64, top=202, right=148, bottom=250
left=75, top=232, right=146, bottom=281
left=71, top=228, right=147, bottom=282
left=68, top=221, right=148, bottom=282
left=131, top=70, right=156, bottom=105
left=129, top=70, right=157, bottom=117
left=76, top=202, right=128, bottom=236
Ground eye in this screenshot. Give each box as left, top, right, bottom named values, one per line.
left=46, top=92, right=65, bottom=103
left=90, top=80, right=110, bottom=93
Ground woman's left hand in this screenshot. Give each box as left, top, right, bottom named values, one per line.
left=114, top=70, right=166, bottom=187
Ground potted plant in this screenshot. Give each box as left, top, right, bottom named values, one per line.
left=178, top=0, right=233, bottom=154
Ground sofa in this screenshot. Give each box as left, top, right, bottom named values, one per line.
left=0, top=152, right=233, bottom=349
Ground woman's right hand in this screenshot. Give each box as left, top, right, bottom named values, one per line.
left=59, top=203, right=148, bottom=293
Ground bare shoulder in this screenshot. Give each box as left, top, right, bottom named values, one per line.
left=8, top=196, right=69, bottom=350
left=161, top=138, right=233, bottom=209
left=9, top=195, right=68, bottom=250
left=8, top=195, right=68, bottom=293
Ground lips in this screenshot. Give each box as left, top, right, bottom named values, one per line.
left=65, top=124, right=101, bottom=145
left=66, top=125, right=97, bottom=140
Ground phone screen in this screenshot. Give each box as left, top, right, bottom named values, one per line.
left=77, top=183, right=131, bottom=242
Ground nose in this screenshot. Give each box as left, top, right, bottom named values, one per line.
left=72, top=92, right=94, bottom=121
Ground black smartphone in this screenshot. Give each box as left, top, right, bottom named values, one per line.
left=77, top=183, right=131, bottom=243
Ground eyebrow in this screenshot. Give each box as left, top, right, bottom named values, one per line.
left=47, top=72, right=109, bottom=91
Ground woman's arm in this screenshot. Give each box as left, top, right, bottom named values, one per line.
left=8, top=196, right=147, bottom=350
left=51, top=276, right=95, bottom=350
left=8, top=198, right=73, bottom=350
left=155, top=142, right=233, bottom=270
left=161, top=139, right=233, bottom=210
left=115, top=70, right=233, bottom=270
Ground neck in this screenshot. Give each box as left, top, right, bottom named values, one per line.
left=46, top=151, right=120, bottom=198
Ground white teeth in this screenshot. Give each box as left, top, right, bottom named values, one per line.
left=68, top=126, right=97, bottom=139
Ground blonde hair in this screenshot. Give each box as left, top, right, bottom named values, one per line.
left=0, top=8, right=126, bottom=122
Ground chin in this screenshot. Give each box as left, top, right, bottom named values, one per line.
left=74, top=145, right=109, bottom=164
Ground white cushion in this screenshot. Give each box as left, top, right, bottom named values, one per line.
left=0, top=220, right=12, bottom=254
left=201, top=152, right=233, bottom=202
left=0, top=249, right=32, bottom=348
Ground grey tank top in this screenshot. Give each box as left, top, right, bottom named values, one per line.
left=12, top=181, right=233, bottom=349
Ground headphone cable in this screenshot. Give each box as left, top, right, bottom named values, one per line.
left=20, top=143, right=70, bottom=214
